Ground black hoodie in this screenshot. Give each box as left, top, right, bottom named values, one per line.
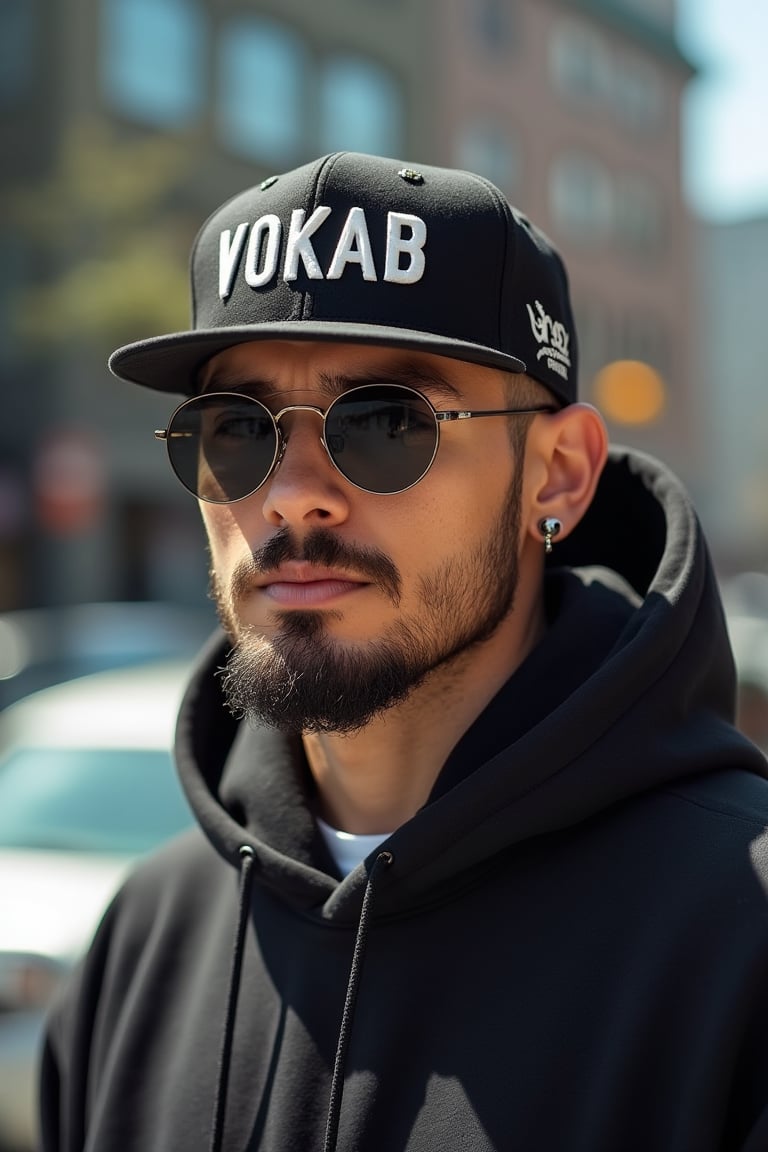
left=41, top=447, right=768, bottom=1152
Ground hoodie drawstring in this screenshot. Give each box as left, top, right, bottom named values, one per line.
left=209, top=845, right=391, bottom=1152
left=323, top=850, right=393, bottom=1152
left=210, top=844, right=256, bottom=1152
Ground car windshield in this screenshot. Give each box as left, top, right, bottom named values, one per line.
left=0, top=747, right=193, bottom=855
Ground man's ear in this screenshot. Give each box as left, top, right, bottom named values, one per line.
left=524, top=403, right=608, bottom=543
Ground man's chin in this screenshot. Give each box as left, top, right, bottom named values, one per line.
left=218, top=623, right=427, bottom=734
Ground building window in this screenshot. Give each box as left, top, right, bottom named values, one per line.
left=549, top=20, right=611, bottom=106
left=102, top=0, right=204, bottom=127
left=319, top=55, right=403, bottom=157
left=613, top=58, right=664, bottom=129
left=454, top=120, right=521, bottom=197
left=614, top=176, right=663, bottom=250
left=549, top=152, right=614, bottom=242
left=0, top=0, right=36, bottom=105
left=217, top=17, right=306, bottom=165
left=549, top=18, right=664, bottom=132
left=469, top=0, right=516, bottom=53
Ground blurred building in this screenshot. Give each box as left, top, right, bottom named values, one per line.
left=0, top=0, right=697, bottom=610
left=694, top=215, right=768, bottom=575
left=438, top=0, right=697, bottom=477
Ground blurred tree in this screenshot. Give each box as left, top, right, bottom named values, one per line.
left=7, top=120, right=193, bottom=349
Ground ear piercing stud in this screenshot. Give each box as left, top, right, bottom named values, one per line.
left=539, top=517, right=562, bottom=554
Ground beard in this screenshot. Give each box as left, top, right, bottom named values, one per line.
left=212, top=466, right=523, bottom=734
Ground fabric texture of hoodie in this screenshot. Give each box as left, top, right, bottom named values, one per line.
left=40, top=446, right=768, bottom=1152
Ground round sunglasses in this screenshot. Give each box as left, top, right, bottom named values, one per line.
left=154, top=384, right=557, bottom=501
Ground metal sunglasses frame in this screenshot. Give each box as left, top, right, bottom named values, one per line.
left=154, top=383, right=558, bottom=501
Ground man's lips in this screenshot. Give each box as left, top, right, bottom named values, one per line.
left=257, top=564, right=369, bottom=606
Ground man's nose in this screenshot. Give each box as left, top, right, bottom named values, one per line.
left=260, top=409, right=351, bottom=529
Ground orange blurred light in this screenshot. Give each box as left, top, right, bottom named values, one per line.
left=592, top=359, right=666, bottom=425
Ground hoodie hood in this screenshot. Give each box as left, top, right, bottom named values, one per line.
left=174, top=445, right=767, bottom=921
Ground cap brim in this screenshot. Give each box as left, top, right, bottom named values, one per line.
left=109, top=321, right=527, bottom=395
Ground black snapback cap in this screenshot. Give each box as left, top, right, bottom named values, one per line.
left=109, top=151, right=577, bottom=405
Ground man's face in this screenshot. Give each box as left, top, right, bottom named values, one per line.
left=198, top=340, right=536, bottom=732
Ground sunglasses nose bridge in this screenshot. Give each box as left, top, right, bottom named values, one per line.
left=272, top=402, right=327, bottom=429
left=271, top=402, right=332, bottom=465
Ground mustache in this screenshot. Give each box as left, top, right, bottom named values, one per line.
left=231, top=528, right=402, bottom=607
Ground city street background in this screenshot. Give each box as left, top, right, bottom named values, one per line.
left=1, top=0, right=766, bottom=615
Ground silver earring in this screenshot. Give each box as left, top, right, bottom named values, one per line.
left=539, top=517, right=562, bottom=555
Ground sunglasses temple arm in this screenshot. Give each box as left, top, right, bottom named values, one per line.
left=435, top=405, right=557, bottom=422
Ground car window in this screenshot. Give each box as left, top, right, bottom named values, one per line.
left=0, top=748, right=193, bottom=855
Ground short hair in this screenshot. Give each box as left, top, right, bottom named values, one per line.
left=500, top=371, right=558, bottom=458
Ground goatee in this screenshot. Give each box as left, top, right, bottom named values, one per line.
left=212, top=469, right=522, bottom=733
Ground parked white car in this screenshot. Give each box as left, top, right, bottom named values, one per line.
left=0, top=662, right=195, bottom=1151
left=0, top=600, right=214, bottom=710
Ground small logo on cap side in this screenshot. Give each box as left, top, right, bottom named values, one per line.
left=526, top=300, right=571, bottom=382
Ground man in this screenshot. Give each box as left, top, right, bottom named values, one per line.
left=41, top=153, right=768, bottom=1151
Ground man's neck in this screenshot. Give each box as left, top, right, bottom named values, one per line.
left=302, top=596, right=547, bottom=835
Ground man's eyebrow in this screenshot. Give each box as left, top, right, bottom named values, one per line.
left=200, top=369, right=277, bottom=395
left=319, top=361, right=464, bottom=403
left=200, top=358, right=465, bottom=403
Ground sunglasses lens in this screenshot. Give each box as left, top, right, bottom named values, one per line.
left=165, top=395, right=278, bottom=502
left=325, top=386, right=438, bottom=494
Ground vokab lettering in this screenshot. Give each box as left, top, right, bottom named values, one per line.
left=219, top=206, right=428, bottom=299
